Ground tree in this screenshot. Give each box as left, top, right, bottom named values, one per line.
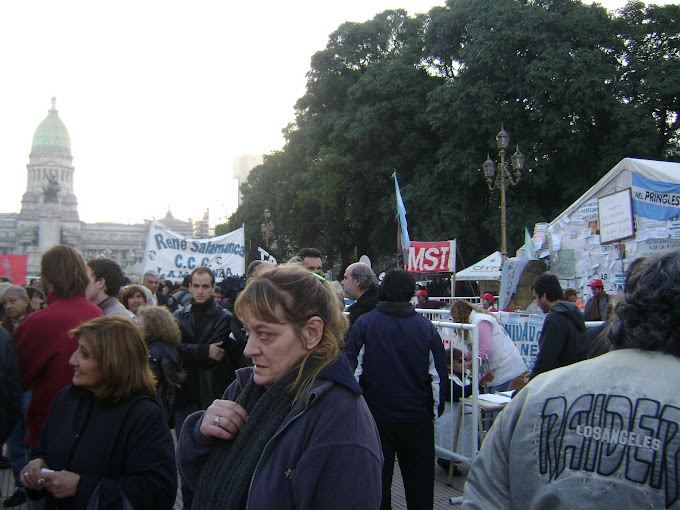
left=221, top=0, right=680, bottom=273
left=423, top=0, right=668, bottom=262
left=614, top=1, right=680, bottom=157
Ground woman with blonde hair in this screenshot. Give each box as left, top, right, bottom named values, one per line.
left=450, top=299, right=526, bottom=392
left=137, top=305, right=185, bottom=427
left=21, top=316, right=177, bottom=509
left=178, top=263, right=382, bottom=509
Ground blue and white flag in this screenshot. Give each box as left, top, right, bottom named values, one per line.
left=631, top=172, right=680, bottom=220
left=524, top=228, right=537, bottom=260
left=393, top=173, right=411, bottom=266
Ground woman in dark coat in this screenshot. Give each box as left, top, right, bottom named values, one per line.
left=178, top=263, right=383, bottom=510
left=21, top=316, right=177, bottom=509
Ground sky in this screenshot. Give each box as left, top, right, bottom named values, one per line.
left=0, top=0, right=660, bottom=228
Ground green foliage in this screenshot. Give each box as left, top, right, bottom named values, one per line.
left=226, top=0, right=680, bottom=274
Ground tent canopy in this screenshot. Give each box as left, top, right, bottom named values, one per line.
left=455, top=251, right=502, bottom=281
left=551, top=158, right=680, bottom=227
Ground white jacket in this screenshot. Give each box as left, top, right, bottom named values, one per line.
left=469, top=311, right=526, bottom=387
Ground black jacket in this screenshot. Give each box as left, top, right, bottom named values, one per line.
left=174, top=300, right=232, bottom=408
left=155, top=291, right=169, bottom=307
left=348, top=288, right=379, bottom=329
left=530, top=301, right=587, bottom=379
left=147, top=337, right=185, bottom=427
left=0, top=326, right=21, bottom=444
left=31, top=385, right=176, bottom=510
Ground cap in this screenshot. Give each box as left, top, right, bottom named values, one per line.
left=416, top=290, right=428, bottom=297
left=480, top=293, right=495, bottom=301
left=564, top=288, right=579, bottom=297
left=587, top=278, right=604, bottom=288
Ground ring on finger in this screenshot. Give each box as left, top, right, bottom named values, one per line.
left=24, top=472, right=29, bottom=477
left=213, top=416, right=221, bottom=428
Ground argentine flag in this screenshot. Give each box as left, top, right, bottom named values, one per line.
left=631, top=172, right=680, bottom=220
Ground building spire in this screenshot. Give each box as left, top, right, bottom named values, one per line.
left=50, top=96, right=57, bottom=112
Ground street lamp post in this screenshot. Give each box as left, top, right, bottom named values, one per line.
left=482, top=126, right=525, bottom=263
left=261, top=208, right=274, bottom=248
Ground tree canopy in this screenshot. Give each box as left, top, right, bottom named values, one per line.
left=224, top=0, right=680, bottom=274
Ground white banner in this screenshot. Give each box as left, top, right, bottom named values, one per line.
left=142, top=221, right=246, bottom=280
left=499, top=312, right=545, bottom=370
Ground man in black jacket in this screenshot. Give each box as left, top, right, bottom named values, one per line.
left=342, top=262, right=379, bottom=329
left=173, top=266, right=232, bottom=510
left=530, top=273, right=587, bottom=379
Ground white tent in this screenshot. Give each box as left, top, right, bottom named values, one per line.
left=455, top=251, right=502, bottom=281
left=524, top=158, right=680, bottom=295
left=550, top=158, right=680, bottom=226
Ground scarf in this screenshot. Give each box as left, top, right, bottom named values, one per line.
left=194, top=367, right=300, bottom=510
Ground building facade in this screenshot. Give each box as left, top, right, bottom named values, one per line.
left=0, top=98, right=194, bottom=277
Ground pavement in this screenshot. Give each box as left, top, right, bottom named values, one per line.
left=1, top=450, right=467, bottom=509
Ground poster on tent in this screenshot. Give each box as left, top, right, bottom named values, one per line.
left=141, top=221, right=246, bottom=280
left=406, top=240, right=456, bottom=273
left=598, top=188, right=635, bottom=244
left=500, top=312, right=545, bottom=370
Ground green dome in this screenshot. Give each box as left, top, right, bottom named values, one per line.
left=31, top=97, right=71, bottom=156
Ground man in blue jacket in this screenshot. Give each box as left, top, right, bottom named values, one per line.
left=346, top=269, right=447, bottom=510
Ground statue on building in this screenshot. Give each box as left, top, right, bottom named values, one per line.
left=43, top=176, right=60, bottom=203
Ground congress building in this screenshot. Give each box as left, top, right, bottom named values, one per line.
left=0, top=98, right=194, bottom=277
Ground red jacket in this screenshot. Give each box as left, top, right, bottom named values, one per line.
left=14, top=293, right=103, bottom=448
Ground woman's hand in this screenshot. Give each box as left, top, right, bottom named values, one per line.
left=200, top=399, right=249, bottom=441
left=20, top=458, right=47, bottom=491
left=42, top=470, right=80, bottom=499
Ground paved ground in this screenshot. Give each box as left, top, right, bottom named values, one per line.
left=1, top=450, right=467, bottom=509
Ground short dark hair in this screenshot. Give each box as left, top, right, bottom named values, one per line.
left=378, top=269, right=415, bottom=302
left=533, top=273, right=564, bottom=302
left=41, top=245, right=90, bottom=299
left=190, top=266, right=215, bottom=285
left=297, top=248, right=322, bottom=260
left=26, top=287, right=45, bottom=301
left=88, top=259, right=125, bottom=297
left=608, top=251, right=680, bottom=358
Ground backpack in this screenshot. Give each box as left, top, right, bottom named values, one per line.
left=166, top=289, right=192, bottom=313
left=149, top=353, right=185, bottom=428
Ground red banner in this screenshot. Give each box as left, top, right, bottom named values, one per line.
left=406, top=240, right=456, bottom=273
left=0, top=255, right=28, bottom=285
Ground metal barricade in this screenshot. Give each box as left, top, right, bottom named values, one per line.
left=428, top=321, right=481, bottom=463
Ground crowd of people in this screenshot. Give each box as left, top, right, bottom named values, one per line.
left=1, top=243, right=678, bottom=509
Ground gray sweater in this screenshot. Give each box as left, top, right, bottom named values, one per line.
left=98, top=296, right=131, bottom=317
